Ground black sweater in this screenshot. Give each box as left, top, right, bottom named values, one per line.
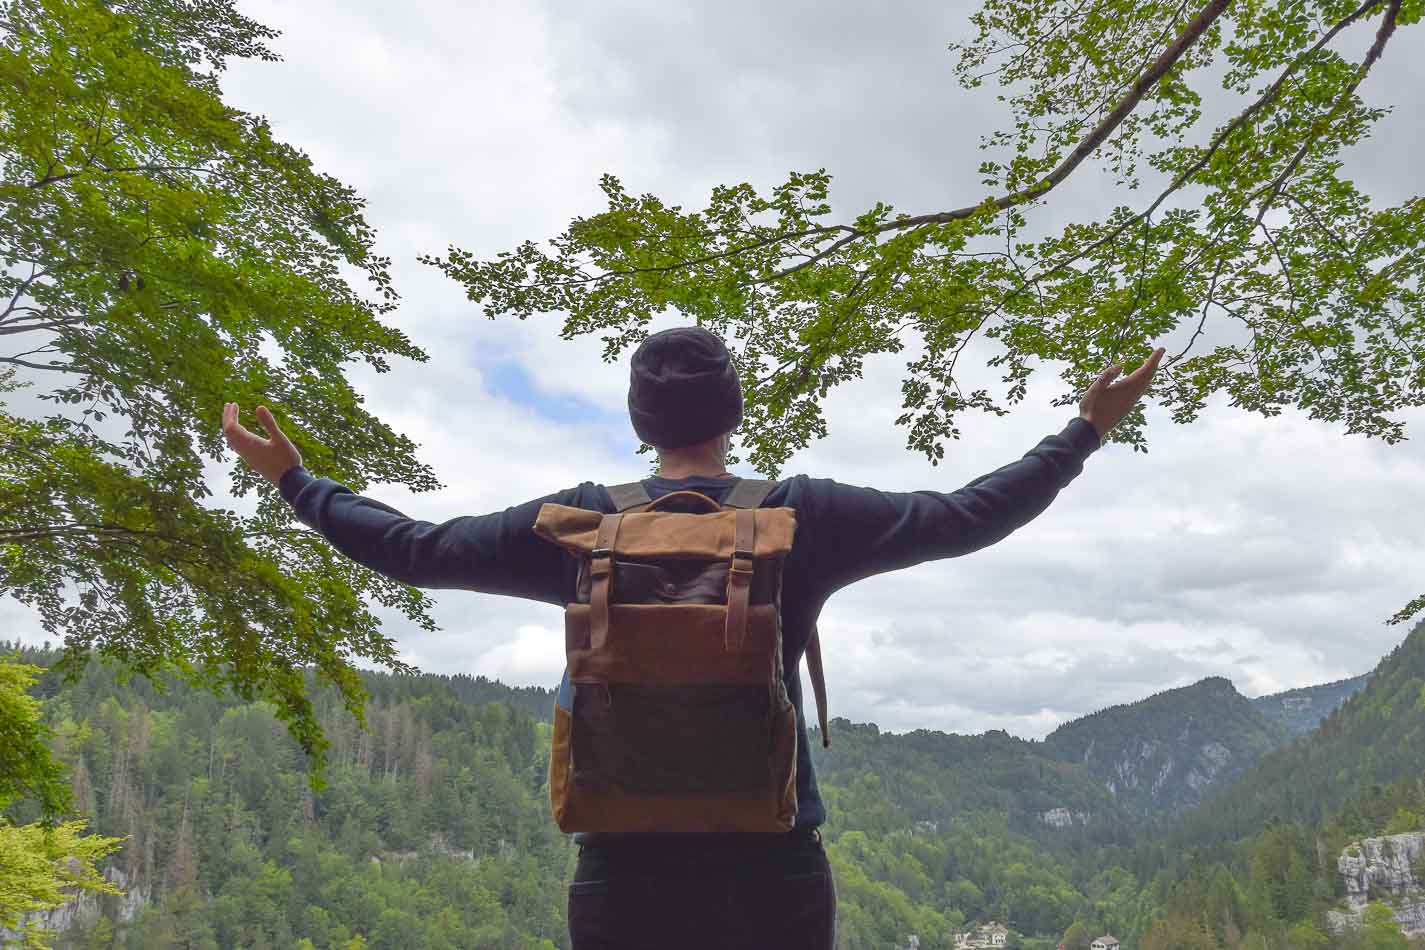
left=279, top=416, right=1101, bottom=833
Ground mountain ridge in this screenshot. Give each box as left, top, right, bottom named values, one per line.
left=1249, top=671, right=1373, bottom=736
left=1039, top=675, right=1289, bottom=816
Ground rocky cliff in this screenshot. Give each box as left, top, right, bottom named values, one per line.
left=1, top=866, right=149, bottom=943
left=1326, top=831, right=1425, bottom=937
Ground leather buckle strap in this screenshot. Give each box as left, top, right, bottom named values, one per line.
left=589, top=514, right=624, bottom=652
left=724, top=509, right=756, bottom=652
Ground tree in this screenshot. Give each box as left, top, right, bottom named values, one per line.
left=428, top=0, right=1425, bottom=620
left=1385, top=807, right=1424, bottom=834
left=0, top=655, right=69, bottom=819
left=1141, top=914, right=1222, bottom=950
left=1361, top=901, right=1410, bottom=950
left=1285, top=920, right=1330, bottom=949
left=0, top=656, right=122, bottom=948
left=1062, top=920, right=1091, bottom=950
left=433, top=0, right=1423, bottom=461
left=0, top=0, right=441, bottom=772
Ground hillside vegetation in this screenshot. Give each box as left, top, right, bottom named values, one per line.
left=1043, top=677, right=1289, bottom=816
left=6, top=623, right=1424, bottom=948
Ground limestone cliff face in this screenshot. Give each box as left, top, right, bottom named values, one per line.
left=0, top=866, right=149, bottom=943
left=1039, top=806, right=1090, bottom=829
left=1326, top=831, right=1425, bottom=937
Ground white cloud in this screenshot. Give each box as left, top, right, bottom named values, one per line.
left=467, top=623, right=567, bottom=686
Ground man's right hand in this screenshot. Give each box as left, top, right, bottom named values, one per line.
left=223, top=402, right=303, bottom=486
left=1079, top=346, right=1165, bottom=440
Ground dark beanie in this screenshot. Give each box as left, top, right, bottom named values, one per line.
left=627, top=326, right=743, bottom=449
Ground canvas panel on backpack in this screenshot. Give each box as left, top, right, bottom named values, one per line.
left=533, top=479, right=803, bottom=833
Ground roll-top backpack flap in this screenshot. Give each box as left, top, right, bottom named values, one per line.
left=532, top=504, right=604, bottom=554
left=534, top=503, right=796, bottom=560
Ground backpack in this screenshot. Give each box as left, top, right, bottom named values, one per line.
left=533, top=478, right=829, bottom=834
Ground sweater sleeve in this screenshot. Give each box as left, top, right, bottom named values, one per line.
left=278, top=467, right=579, bottom=606
left=797, top=417, right=1101, bottom=594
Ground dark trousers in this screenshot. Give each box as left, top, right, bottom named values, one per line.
left=567, top=828, right=836, bottom=950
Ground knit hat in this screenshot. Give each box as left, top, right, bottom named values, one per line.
left=627, top=326, right=743, bottom=449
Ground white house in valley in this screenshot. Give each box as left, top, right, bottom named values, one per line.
left=1092, top=935, right=1121, bottom=950
left=955, top=921, right=1010, bottom=948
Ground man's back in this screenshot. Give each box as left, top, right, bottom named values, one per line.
left=276, top=415, right=1101, bottom=834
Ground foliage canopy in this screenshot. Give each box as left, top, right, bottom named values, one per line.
left=0, top=0, right=441, bottom=772
left=0, top=656, right=122, bottom=948
left=429, top=0, right=1422, bottom=470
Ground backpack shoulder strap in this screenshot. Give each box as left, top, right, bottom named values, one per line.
left=721, top=478, right=777, bottom=510
left=806, top=625, right=830, bottom=748
left=604, top=481, right=653, bottom=512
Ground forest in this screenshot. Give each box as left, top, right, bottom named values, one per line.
left=4, top=623, right=1425, bottom=948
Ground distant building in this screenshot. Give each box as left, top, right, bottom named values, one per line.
left=1092, top=935, right=1121, bottom=950
left=955, top=922, right=1010, bottom=948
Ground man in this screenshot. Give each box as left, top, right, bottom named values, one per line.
left=223, top=327, right=1164, bottom=950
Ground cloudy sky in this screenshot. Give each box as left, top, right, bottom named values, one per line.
left=17, top=0, right=1424, bottom=739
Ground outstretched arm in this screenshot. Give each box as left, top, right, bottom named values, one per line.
left=800, top=348, right=1164, bottom=593
left=221, top=402, right=573, bottom=603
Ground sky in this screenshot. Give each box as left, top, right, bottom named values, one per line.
left=14, top=0, right=1424, bottom=740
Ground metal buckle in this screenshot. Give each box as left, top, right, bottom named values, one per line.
left=590, top=547, right=611, bottom=559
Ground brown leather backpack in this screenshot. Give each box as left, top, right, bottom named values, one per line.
left=533, top=479, right=827, bottom=833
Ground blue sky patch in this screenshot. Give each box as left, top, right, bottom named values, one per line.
left=482, top=358, right=620, bottom=427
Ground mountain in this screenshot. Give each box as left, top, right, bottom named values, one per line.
left=810, top=720, right=1128, bottom=839
left=1040, top=676, right=1290, bottom=816
left=1250, top=672, right=1373, bottom=736
left=1165, top=620, right=1425, bottom=852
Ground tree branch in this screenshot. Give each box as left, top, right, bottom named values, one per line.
left=755, top=0, right=1233, bottom=285
left=0, top=356, right=76, bottom=373
left=0, top=320, right=76, bottom=336
left=27, top=162, right=215, bottom=189
left=1016, top=0, right=1389, bottom=290
left=1, top=265, right=51, bottom=322
left=1252, top=0, right=1401, bottom=227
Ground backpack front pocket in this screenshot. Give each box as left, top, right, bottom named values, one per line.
left=570, top=680, right=773, bottom=796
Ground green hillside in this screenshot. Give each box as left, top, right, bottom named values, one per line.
left=811, top=721, right=1128, bottom=841
left=1041, top=677, right=1290, bottom=816
left=1164, top=621, right=1425, bottom=853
